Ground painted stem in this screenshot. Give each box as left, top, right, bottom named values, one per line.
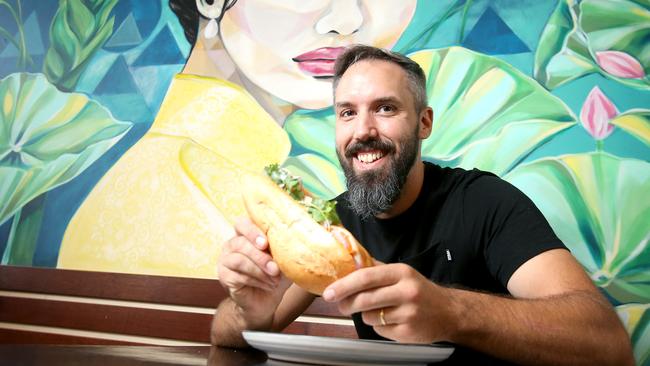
left=1, top=194, right=46, bottom=265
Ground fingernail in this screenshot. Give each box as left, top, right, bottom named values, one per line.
left=266, top=261, right=279, bottom=276
left=323, top=288, right=335, bottom=302
left=255, top=236, right=266, bottom=249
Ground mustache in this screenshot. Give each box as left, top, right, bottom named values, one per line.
left=344, top=138, right=396, bottom=159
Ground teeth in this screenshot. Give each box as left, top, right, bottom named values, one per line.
left=357, top=151, right=384, bottom=163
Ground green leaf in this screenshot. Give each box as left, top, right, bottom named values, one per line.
left=0, top=73, right=132, bottom=225
left=66, top=0, right=96, bottom=43
left=415, top=47, right=576, bottom=175
left=505, top=152, right=650, bottom=303
left=285, top=108, right=338, bottom=166
left=580, top=0, right=650, bottom=89
left=616, top=303, right=650, bottom=365
left=534, top=0, right=597, bottom=89
left=611, top=109, right=650, bottom=146
left=281, top=154, right=346, bottom=200
left=43, top=0, right=118, bottom=91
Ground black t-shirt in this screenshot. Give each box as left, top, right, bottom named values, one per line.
left=335, top=162, right=566, bottom=365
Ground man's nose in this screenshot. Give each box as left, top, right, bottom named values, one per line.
left=315, top=0, right=363, bottom=36
left=352, top=111, right=378, bottom=141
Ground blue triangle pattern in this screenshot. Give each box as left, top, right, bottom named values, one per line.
left=132, top=25, right=185, bottom=67
left=105, top=13, right=143, bottom=51
left=462, top=6, right=530, bottom=54
left=94, top=55, right=141, bottom=95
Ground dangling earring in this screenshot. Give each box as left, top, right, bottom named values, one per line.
left=196, top=0, right=226, bottom=39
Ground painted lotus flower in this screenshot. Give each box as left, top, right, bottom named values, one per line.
left=285, top=47, right=576, bottom=198
left=506, top=152, right=650, bottom=304
left=596, top=51, right=646, bottom=79
left=580, top=86, right=617, bottom=140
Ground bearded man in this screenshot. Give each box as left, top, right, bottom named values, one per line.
left=212, top=45, right=633, bottom=365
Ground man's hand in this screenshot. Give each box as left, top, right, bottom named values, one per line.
left=322, top=261, right=453, bottom=343
left=217, top=218, right=291, bottom=329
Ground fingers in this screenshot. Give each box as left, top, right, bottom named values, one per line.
left=322, top=263, right=402, bottom=302
left=362, top=306, right=395, bottom=327
left=234, top=217, right=268, bottom=251
left=218, top=228, right=280, bottom=292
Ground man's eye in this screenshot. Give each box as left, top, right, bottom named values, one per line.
left=377, top=105, right=395, bottom=113
left=340, top=110, right=355, bottom=118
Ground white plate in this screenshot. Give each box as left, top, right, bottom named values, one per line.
left=243, top=331, right=454, bottom=366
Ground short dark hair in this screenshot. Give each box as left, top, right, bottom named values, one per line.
left=332, top=45, right=428, bottom=113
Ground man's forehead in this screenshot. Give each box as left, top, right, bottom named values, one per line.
left=335, top=59, right=410, bottom=104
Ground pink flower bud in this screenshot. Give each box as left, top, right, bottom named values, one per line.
left=596, top=51, right=645, bottom=79
left=580, top=86, right=617, bottom=140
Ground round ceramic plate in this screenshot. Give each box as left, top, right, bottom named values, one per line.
left=243, top=331, right=454, bottom=366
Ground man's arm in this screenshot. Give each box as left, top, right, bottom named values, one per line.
left=323, top=249, right=634, bottom=365
left=212, top=218, right=316, bottom=348
left=445, top=249, right=633, bottom=365
left=211, top=283, right=315, bottom=347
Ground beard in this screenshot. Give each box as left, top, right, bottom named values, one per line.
left=337, top=127, right=419, bottom=220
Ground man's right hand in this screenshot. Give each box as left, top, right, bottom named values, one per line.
left=217, top=218, right=291, bottom=329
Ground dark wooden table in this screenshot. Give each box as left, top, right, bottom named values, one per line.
left=0, top=345, right=276, bottom=365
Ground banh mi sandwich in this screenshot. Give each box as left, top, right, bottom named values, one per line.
left=242, top=164, right=374, bottom=295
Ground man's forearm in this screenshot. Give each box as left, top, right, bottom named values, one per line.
left=210, top=298, right=273, bottom=348
left=445, top=288, right=634, bottom=366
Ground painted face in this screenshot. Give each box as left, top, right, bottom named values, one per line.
left=334, top=59, right=430, bottom=217
left=219, top=0, right=417, bottom=109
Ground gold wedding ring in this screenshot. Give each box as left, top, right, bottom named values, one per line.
left=379, top=308, right=387, bottom=326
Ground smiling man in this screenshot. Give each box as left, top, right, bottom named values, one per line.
left=212, top=45, right=634, bottom=365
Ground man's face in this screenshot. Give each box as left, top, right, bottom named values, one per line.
left=334, top=59, right=430, bottom=218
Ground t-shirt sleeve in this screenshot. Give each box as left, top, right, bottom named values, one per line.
left=464, top=174, right=567, bottom=288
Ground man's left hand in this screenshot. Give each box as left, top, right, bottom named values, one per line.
left=322, top=262, right=455, bottom=343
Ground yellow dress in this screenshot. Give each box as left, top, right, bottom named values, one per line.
left=58, top=74, right=290, bottom=278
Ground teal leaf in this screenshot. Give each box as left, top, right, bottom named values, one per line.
left=534, top=0, right=597, bottom=89
left=506, top=152, right=650, bottom=303
left=415, top=47, right=576, bottom=175
left=285, top=108, right=338, bottom=166
left=616, top=303, right=650, bottom=365
left=0, top=73, right=132, bottom=225
left=281, top=154, right=346, bottom=200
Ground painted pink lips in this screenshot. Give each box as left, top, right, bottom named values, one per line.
left=292, top=47, right=347, bottom=78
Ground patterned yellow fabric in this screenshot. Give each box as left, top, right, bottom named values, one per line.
left=58, top=74, right=290, bottom=278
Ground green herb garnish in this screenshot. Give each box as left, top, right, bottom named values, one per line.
left=265, top=164, right=341, bottom=228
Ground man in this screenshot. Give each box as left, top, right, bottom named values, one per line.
left=213, top=45, right=634, bottom=365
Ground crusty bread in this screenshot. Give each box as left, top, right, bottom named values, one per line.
left=242, top=173, right=373, bottom=295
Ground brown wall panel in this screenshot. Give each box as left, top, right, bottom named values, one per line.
left=0, top=329, right=140, bottom=345
left=0, top=266, right=346, bottom=318
left=0, top=296, right=213, bottom=343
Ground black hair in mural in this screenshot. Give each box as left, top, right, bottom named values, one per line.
left=169, top=0, right=238, bottom=45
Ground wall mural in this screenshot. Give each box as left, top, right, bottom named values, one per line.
left=0, top=0, right=648, bottom=362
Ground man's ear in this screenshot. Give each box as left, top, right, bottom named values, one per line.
left=419, top=107, right=433, bottom=139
